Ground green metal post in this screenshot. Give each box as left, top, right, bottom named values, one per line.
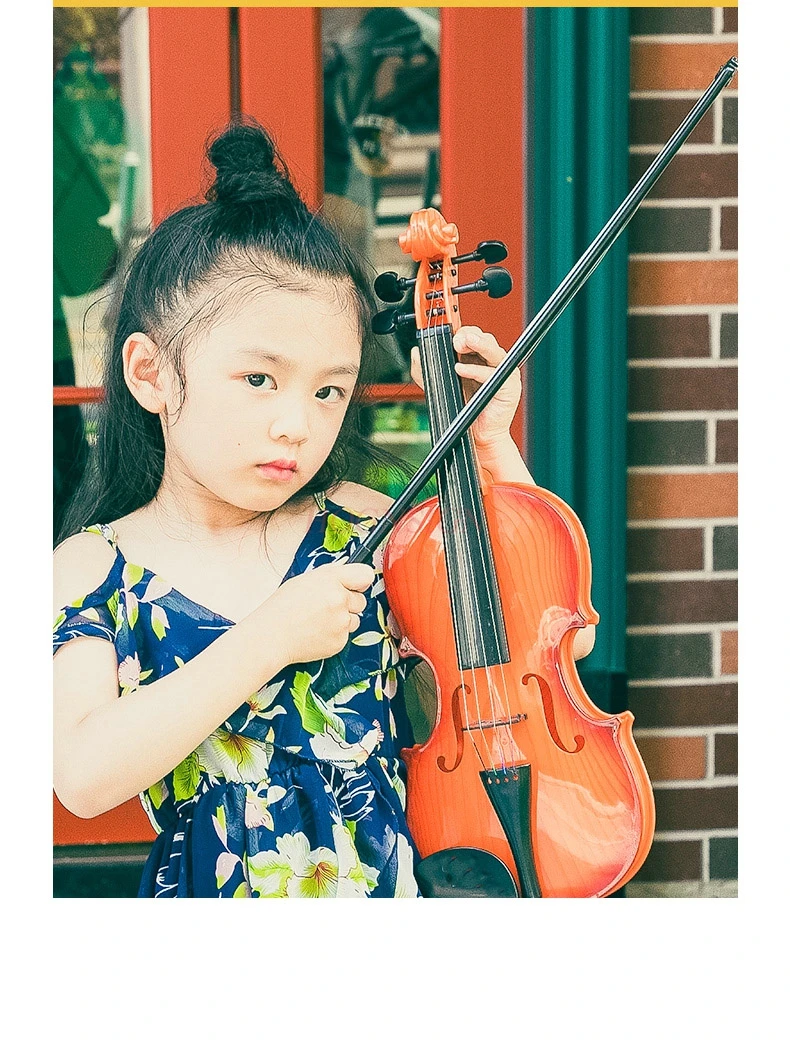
left=529, top=7, right=630, bottom=713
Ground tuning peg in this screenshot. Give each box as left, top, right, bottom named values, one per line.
left=481, top=265, right=513, bottom=299
left=446, top=265, right=513, bottom=300
left=372, top=307, right=416, bottom=334
left=451, top=240, right=508, bottom=267
left=374, top=270, right=416, bottom=303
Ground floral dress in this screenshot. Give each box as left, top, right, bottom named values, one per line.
left=53, top=493, right=423, bottom=898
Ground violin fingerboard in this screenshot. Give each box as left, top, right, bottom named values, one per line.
left=418, top=324, right=511, bottom=671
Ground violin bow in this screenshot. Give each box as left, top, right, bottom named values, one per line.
left=349, top=56, right=738, bottom=565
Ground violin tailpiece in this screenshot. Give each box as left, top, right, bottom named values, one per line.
left=479, top=765, right=542, bottom=898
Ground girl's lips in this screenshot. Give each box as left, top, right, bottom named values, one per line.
left=257, top=461, right=297, bottom=480
left=264, top=459, right=297, bottom=470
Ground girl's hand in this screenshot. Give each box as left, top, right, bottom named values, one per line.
left=410, top=325, right=522, bottom=452
left=266, top=562, right=375, bottom=665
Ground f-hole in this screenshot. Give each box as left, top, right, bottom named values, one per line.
left=522, top=673, right=585, bottom=754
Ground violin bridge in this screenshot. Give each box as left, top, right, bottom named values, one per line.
left=463, top=712, right=528, bottom=733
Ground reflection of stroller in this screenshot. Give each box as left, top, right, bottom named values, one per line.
left=324, top=8, right=439, bottom=381
left=326, top=8, right=438, bottom=179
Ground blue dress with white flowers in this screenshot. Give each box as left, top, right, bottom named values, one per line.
left=53, top=492, right=422, bottom=897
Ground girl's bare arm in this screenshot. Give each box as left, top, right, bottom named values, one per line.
left=53, top=534, right=371, bottom=818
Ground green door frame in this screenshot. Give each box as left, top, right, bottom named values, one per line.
left=528, top=7, right=630, bottom=713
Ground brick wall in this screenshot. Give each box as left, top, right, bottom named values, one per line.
left=624, top=7, right=738, bottom=897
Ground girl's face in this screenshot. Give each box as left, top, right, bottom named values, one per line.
left=159, top=283, right=362, bottom=517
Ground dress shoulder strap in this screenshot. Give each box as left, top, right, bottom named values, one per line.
left=82, top=522, right=121, bottom=552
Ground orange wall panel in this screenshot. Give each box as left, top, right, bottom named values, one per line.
left=148, top=7, right=232, bottom=224
left=440, top=6, right=526, bottom=453
left=238, top=7, right=322, bottom=209
left=54, top=794, right=155, bottom=846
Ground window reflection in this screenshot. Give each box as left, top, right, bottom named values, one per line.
left=53, top=6, right=150, bottom=536
left=322, top=7, right=440, bottom=487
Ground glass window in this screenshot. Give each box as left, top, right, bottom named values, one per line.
left=322, top=7, right=440, bottom=492
left=53, top=6, right=152, bottom=537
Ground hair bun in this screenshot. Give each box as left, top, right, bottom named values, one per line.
left=206, top=120, right=297, bottom=205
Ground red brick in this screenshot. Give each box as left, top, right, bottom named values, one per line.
left=720, top=205, right=738, bottom=250
left=721, top=630, right=738, bottom=674
left=633, top=838, right=702, bottom=883
left=629, top=365, right=737, bottom=412
left=637, top=735, right=707, bottom=780
left=628, top=683, right=737, bottom=728
left=628, top=579, right=737, bottom=625
left=630, top=259, right=738, bottom=307
left=716, top=419, right=738, bottom=463
left=715, top=732, right=738, bottom=775
left=628, top=313, right=710, bottom=360
left=629, top=152, right=737, bottom=199
left=653, top=785, right=737, bottom=831
left=628, top=472, right=737, bottom=520
left=631, top=42, right=739, bottom=92
left=627, top=527, right=705, bottom=573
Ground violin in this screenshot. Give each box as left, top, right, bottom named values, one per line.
left=374, top=209, right=653, bottom=897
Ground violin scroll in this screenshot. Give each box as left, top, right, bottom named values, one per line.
left=372, top=208, right=512, bottom=333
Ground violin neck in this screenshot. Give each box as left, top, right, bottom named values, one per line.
left=417, top=324, right=510, bottom=671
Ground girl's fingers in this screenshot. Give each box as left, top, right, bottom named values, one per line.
left=454, top=327, right=506, bottom=365
left=455, top=361, right=521, bottom=389
left=413, top=332, right=516, bottom=389
left=410, top=346, right=424, bottom=389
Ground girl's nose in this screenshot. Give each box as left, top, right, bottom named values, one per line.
left=268, top=396, right=310, bottom=444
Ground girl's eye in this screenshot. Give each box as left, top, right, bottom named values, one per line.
left=245, top=374, right=274, bottom=389
left=316, top=386, right=346, bottom=403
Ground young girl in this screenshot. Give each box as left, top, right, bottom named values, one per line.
left=53, top=120, right=592, bottom=898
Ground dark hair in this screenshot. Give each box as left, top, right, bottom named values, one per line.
left=57, top=118, right=414, bottom=546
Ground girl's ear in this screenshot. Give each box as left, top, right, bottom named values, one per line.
left=123, top=332, right=170, bottom=413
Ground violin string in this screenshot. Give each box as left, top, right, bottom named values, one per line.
left=426, top=315, right=503, bottom=772
left=441, top=295, right=522, bottom=770
left=428, top=300, right=519, bottom=774
left=427, top=314, right=504, bottom=772
left=467, top=434, right=521, bottom=772
left=423, top=319, right=493, bottom=770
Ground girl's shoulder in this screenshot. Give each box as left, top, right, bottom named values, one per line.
left=327, top=481, right=394, bottom=521
left=53, top=527, right=120, bottom=617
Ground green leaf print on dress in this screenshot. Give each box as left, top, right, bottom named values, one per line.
left=292, top=669, right=385, bottom=767
left=246, top=824, right=379, bottom=898
left=197, top=727, right=273, bottom=783
left=173, top=751, right=202, bottom=802
left=323, top=513, right=354, bottom=552
left=291, top=670, right=346, bottom=737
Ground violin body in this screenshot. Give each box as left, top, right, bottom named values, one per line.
left=384, top=482, right=655, bottom=898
